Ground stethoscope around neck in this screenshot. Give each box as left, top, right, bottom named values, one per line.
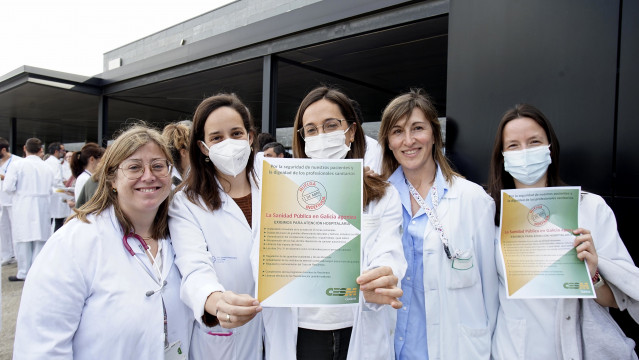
left=122, top=232, right=167, bottom=297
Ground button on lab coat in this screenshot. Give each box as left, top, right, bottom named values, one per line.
left=2, top=155, right=54, bottom=242
left=168, top=178, right=263, bottom=360
left=13, top=206, right=193, bottom=359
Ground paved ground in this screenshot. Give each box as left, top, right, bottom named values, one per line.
left=1, top=262, right=21, bottom=360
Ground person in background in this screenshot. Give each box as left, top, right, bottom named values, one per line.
left=261, top=86, right=406, bottom=360
left=162, top=121, right=191, bottom=188
left=378, top=89, right=498, bottom=359
left=262, top=141, right=291, bottom=158
left=488, top=104, right=639, bottom=359
left=0, top=137, right=21, bottom=266
left=44, top=142, right=71, bottom=232
left=2, top=138, right=54, bottom=282
left=256, top=132, right=276, bottom=153
left=13, top=125, right=193, bottom=359
left=69, top=142, right=104, bottom=205
left=168, top=93, right=263, bottom=360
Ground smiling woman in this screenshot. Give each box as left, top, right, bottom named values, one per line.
left=13, top=124, right=193, bottom=359
left=167, top=93, right=264, bottom=360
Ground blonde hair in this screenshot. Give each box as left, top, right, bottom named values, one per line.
left=162, top=122, right=191, bottom=176
left=68, top=124, right=173, bottom=239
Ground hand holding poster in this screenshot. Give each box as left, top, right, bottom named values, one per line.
left=258, top=158, right=362, bottom=306
left=499, top=186, right=595, bottom=298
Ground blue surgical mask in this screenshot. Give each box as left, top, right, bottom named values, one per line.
left=503, top=145, right=551, bottom=186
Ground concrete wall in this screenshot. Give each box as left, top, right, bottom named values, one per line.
left=103, top=0, right=320, bottom=71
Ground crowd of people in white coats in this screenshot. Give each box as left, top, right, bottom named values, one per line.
left=1, top=86, right=638, bottom=359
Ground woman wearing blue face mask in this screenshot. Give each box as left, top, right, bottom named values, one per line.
left=260, top=86, right=407, bottom=360
left=488, top=104, right=639, bottom=359
left=168, top=93, right=263, bottom=360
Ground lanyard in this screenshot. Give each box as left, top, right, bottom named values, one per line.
left=406, top=180, right=457, bottom=259
left=1, top=155, right=13, bottom=174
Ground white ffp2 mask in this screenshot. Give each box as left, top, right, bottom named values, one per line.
left=201, top=139, right=251, bottom=177
left=304, top=129, right=351, bottom=159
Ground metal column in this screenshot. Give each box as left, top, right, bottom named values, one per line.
left=9, top=117, right=17, bottom=154
left=98, top=95, right=109, bottom=148
left=261, top=55, right=278, bottom=136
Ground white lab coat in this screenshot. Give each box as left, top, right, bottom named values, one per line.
left=391, top=171, right=499, bottom=360
left=44, top=155, right=71, bottom=219
left=13, top=206, right=193, bottom=359
left=0, top=154, right=22, bottom=206
left=2, top=155, right=53, bottom=242
left=168, top=177, right=263, bottom=360
left=492, top=191, right=639, bottom=360
left=364, top=135, right=383, bottom=174
left=258, top=186, right=407, bottom=360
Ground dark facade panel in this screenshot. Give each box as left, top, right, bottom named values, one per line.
left=446, top=0, right=619, bottom=195
left=616, top=0, right=639, bottom=197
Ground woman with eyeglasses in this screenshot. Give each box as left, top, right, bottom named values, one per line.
left=14, top=125, right=193, bottom=359
left=377, top=89, right=498, bottom=359
left=168, top=94, right=263, bottom=360
left=261, top=86, right=407, bottom=360
left=489, top=104, right=638, bottom=359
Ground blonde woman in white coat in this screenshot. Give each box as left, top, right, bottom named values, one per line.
left=260, top=86, right=407, bottom=360
left=487, top=104, right=638, bottom=359
left=378, top=89, right=499, bottom=360
left=168, top=94, right=263, bottom=360
left=13, top=125, right=193, bottom=359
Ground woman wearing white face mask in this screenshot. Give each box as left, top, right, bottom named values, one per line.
left=488, top=104, right=639, bottom=359
left=260, top=86, right=407, bottom=360
left=168, top=94, right=263, bottom=360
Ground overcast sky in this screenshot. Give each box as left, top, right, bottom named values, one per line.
left=0, top=0, right=234, bottom=77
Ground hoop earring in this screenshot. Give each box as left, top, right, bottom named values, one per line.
left=204, top=156, right=210, bottom=163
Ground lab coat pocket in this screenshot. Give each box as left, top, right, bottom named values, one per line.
left=191, top=325, right=236, bottom=360
left=445, top=249, right=479, bottom=289
left=493, top=315, right=526, bottom=360
left=355, top=308, right=394, bottom=360
left=458, top=324, right=490, bottom=360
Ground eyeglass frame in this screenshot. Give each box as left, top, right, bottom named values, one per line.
left=297, top=118, right=350, bottom=140
left=117, top=159, right=173, bottom=180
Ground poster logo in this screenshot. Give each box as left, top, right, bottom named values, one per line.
left=297, top=180, right=327, bottom=211
left=528, top=204, right=550, bottom=226
left=325, top=288, right=358, bottom=297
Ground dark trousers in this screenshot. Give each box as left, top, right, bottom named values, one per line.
left=296, top=327, right=352, bottom=360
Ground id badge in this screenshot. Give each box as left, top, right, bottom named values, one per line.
left=451, top=251, right=473, bottom=270
left=165, top=340, right=186, bottom=360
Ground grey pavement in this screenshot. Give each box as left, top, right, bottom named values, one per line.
left=1, top=262, right=21, bottom=360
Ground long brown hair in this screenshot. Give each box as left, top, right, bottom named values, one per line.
left=379, top=88, right=459, bottom=182
left=68, top=125, right=173, bottom=240
left=70, top=142, right=104, bottom=178
left=183, top=93, right=257, bottom=211
left=292, top=86, right=387, bottom=207
left=487, top=104, right=565, bottom=225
